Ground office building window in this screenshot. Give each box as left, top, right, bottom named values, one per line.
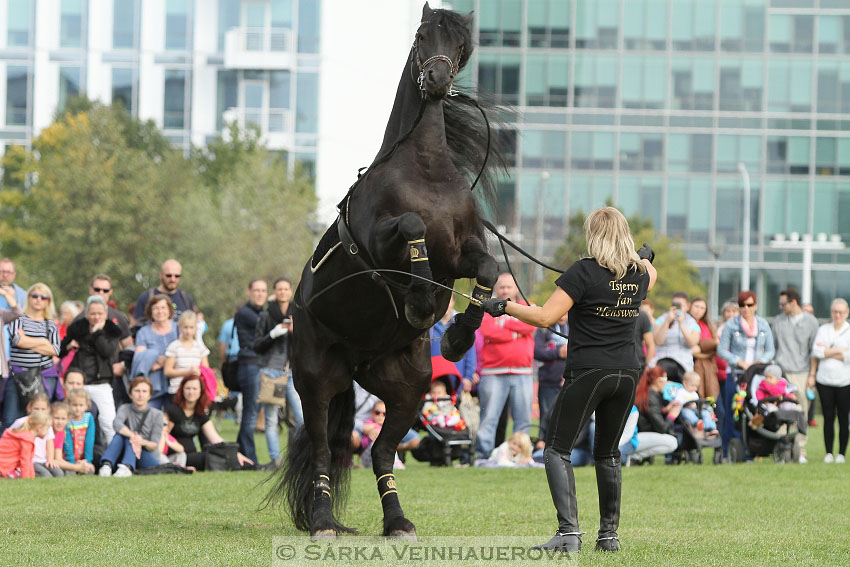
left=575, top=0, right=618, bottom=49
left=812, top=181, right=850, bottom=238
left=518, top=172, right=566, bottom=225
left=573, top=55, right=617, bottom=108
left=521, top=130, right=566, bottom=169
left=619, top=133, right=663, bottom=172
left=60, top=0, right=84, bottom=48
left=816, top=61, right=850, bottom=114
left=620, top=176, right=664, bottom=232
left=766, top=136, right=810, bottom=175
left=665, top=178, right=710, bottom=242
left=218, top=0, right=240, bottom=51
left=621, top=56, right=666, bottom=109
left=717, top=179, right=760, bottom=245
left=527, top=0, right=570, bottom=48
left=479, top=0, right=521, bottom=47
left=764, top=180, right=809, bottom=237
left=297, top=0, right=320, bottom=53
left=295, top=71, right=318, bottom=133
left=525, top=54, right=568, bottom=107
left=717, top=135, right=761, bottom=173
left=818, top=15, right=850, bottom=54
left=478, top=52, right=520, bottom=105
left=7, top=0, right=32, bottom=47
left=718, top=59, right=762, bottom=111
left=667, top=134, right=712, bottom=173
left=719, top=0, right=764, bottom=52
left=5, top=65, right=29, bottom=126
left=770, top=14, right=814, bottom=53
left=58, top=66, right=82, bottom=113
left=165, top=0, right=190, bottom=51
left=623, top=0, right=666, bottom=51
left=570, top=175, right=614, bottom=215
left=113, top=0, right=136, bottom=49
left=216, top=70, right=238, bottom=130
left=571, top=131, right=614, bottom=170
left=672, top=0, right=716, bottom=52
left=164, top=69, right=187, bottom=129
left=112, top=67, right=136, bottom=115
left=768, top=59, right=812, bottom=113
left=671, top=57, right=715, bottom=110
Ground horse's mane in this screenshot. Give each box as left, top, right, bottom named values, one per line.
left=433, top=9, right=507, bottom=206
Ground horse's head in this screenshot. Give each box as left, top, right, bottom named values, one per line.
left=413, top=2, right=474, bottom=100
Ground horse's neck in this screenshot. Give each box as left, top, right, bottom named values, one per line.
left=374, top=65, right=447, bottom=159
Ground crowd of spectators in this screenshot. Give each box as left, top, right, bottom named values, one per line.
left=2, top=253, right=848, bottom=477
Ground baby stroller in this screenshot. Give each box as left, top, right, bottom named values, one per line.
left=728, top=363, right=801, bottom=464
left=411, top=356, right=472, bottom=466
left=662, top=382, right=723, bottom=464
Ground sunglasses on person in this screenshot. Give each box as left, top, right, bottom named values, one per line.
left=92, top=287, right=111, bottom=293
left=372, top=410, right=385, bottom=416
left=739, top=302, right=755, bottom=308
left=778, top=301, right=787, bottom=308
left=30, top=293, right=49, bottom=301
left=164, top=274, right=182, bottom=279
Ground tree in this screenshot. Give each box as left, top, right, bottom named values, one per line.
left=530, top=207, right=705, bottom=308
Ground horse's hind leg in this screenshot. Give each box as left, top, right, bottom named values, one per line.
left=371, top=212, right=436, bottom=329
left=442, top=244, right=498, bottom=362
left=359, top=347, right=432, bottom=538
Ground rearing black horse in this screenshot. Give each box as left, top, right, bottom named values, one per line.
left=265, top=3, right=502, bottom=538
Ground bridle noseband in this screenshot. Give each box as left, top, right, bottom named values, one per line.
left=411, top=20, right=463, bottom=97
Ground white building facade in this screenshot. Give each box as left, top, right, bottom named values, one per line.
left=0, top=0, right=321, bottom=174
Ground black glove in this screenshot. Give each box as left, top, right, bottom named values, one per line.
left=482, top=298, right=508, bottom=317
left=637, top=242, right=655, bottom=264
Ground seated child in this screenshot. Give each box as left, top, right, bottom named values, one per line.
left=0, top=411, right=51, bottom=478
left=360, top=400, right=405, bottom=470
left=487, top=431, right=534, bottom=467
left=64, top=389, right=97, bottom=474
left=50, top=401, right=91, bottom=475
left=421, top=379, right=466, bottom=431
left=10, top=393, right=60, bottom=478
left=756, top=364, right=799, bottom=412
left=676, top=372, right=717, bottom=435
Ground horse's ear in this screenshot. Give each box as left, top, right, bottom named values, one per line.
left=462, top=11, right=474, bottom=28
left=422, top=2, right=433, bottom=21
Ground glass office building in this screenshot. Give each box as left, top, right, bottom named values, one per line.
left=0, top=0, right=320, bottom=175
left=448, top=0, right=850, bottom=316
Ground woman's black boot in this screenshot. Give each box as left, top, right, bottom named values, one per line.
left=594, top=457, right=621, bottom=551
left=534, top=448, right=583, bottom=552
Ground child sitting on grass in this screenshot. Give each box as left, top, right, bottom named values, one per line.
left=50, top=400, right=91, bottom=475
left=0, top=411, right=51, bottom=478
left=10, top=393, right=60, bottom=477
left=64, top=388, right=97, bottom=474
left=675, top=372, right=717, bottom=436
left=487, top=431, right=534, bottom=467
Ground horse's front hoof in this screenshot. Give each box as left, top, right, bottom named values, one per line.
left=311, top=530, right=338, bottom=540
left=441, top=324, right=474, bottom=362
left=405, top=304, right=435, bottom=329
left=384, top=516, right=417, bottom=539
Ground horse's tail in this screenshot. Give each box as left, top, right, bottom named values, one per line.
left=263, top=383, right=356, bottom=533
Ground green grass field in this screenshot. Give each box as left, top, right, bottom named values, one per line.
left=3, top=419, right=850, bottom=567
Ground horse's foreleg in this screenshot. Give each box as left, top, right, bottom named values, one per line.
left=441, top=244, right=498, bottom=362
left=371, top=212, right=436, bottom=329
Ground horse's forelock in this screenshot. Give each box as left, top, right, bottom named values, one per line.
left=427, top=9, right=474, bottom=69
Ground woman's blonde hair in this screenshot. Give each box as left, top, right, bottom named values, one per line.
left=584, top=207, right=646, bottom=280
left=26, top=283, right=56, bottom=320
left=509, top=431, right=533, bottom=461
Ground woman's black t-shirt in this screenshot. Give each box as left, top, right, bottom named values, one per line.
left=555, top=258, right=649, bottom=371
left=166, top=404, right=210, bottom=453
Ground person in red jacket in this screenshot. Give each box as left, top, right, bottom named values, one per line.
left=0, top=411, right=50, bottom=478
left=473, top=273, right=537, bottom=462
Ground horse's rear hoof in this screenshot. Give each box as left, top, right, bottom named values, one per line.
left=311, top=530, right=337, bottom=540
left=384, top=517, right=417, bottom=539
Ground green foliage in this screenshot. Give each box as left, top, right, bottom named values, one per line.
left=1, top=101, right=318, bottom=358
left=531, top=206, right=705, bottom=307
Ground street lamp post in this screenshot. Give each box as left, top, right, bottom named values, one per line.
left=738, top=163, right=751, bottom=291
left=769, top=233, right=846, bottom=305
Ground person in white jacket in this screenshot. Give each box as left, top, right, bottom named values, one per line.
left=811, top=298, right=850, bottom=464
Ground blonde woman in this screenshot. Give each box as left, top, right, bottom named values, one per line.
left=483, top=207, right=657, bottom=553
left=2, top=284, right=61, bottom=432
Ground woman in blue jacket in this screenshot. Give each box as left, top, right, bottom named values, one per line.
left=717, top=290, right=775, bottom=456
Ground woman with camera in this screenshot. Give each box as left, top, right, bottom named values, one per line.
left=252, top=277, right=301, bottom=468
left=651, top=293, right=701, bottom=382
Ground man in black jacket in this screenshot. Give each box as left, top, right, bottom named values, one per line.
left=235, top=279, right=268, bottom=464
